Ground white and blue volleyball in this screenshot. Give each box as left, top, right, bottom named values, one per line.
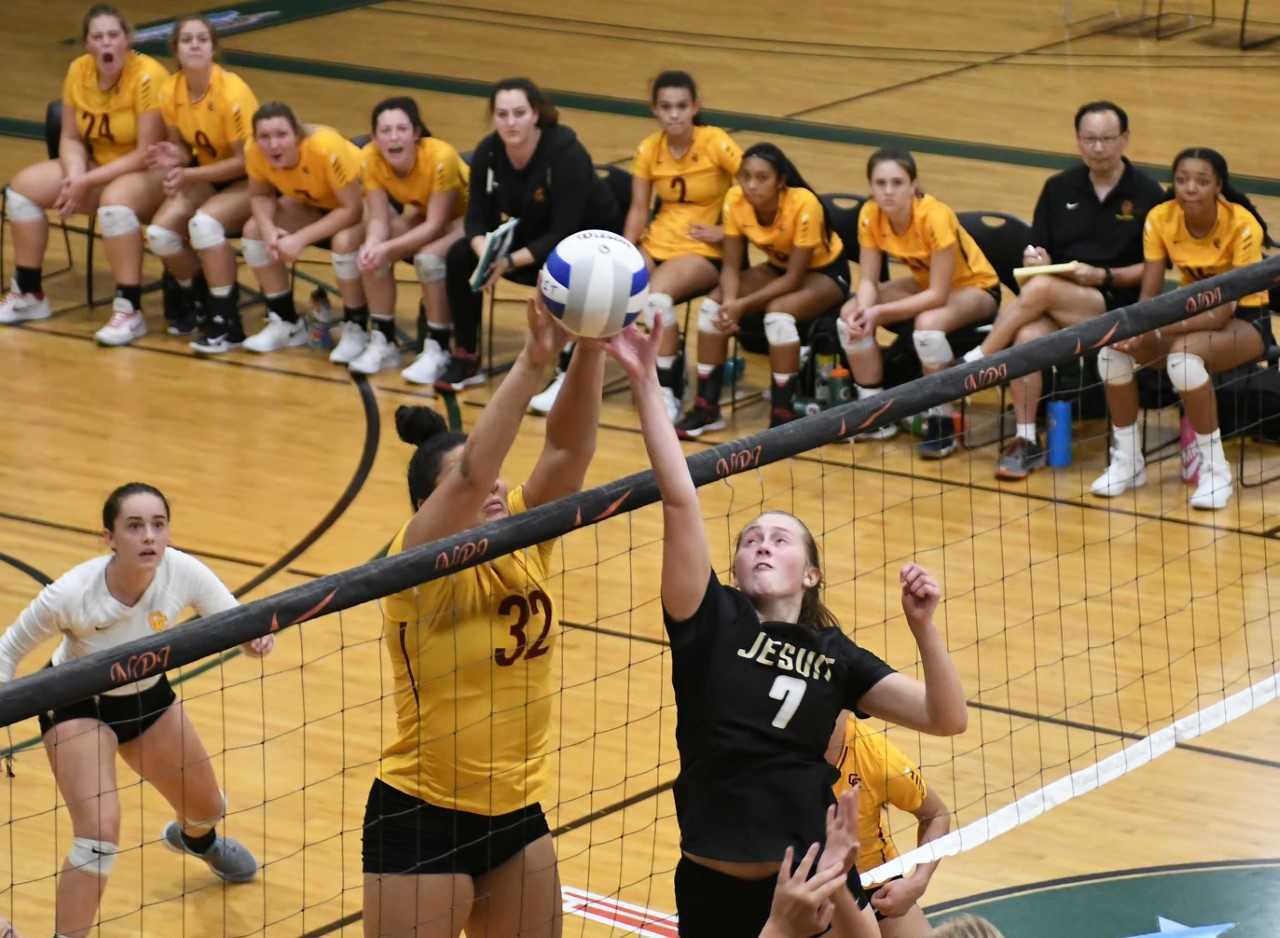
left=538, top=230, right=648, bottom=338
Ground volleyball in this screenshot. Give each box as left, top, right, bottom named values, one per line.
left=538, top=230, right=648, bottom=338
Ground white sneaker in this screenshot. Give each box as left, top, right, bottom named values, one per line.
left=0, top=285, right=51, bottom=324
left=660, top=386, right=681, bottom=424
left=349, top=330, right=400, bottom=375
left=529, top=370, right=566, bottom=415
left=244, top=311, right=307, bottom=353
left=94, top=298, right=146, bottom=346
left=1189, top=457, right=1233, bottom=510
left=328, top=321, right=368, bottom=364
left=1090, top=449, right=1147, bottom=498
left=853, top=422, right=899, bottom=442
left=400, top=339, right=447, bottom=385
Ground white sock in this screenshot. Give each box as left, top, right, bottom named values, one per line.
left=856, top=384, right=881, bottom=400
left=656, top=355, right=676, bottom=370
left=772, top=371, right=795, bottom=387
left=1113, top=423, right=1140, bottom=462
left=1196, top=429, right=1226, bottom=469
left=1017, top=422, right=1036, bottom=443
left=931, top=401, right=956, bottom=418
left=177, top=277, right=194, bottom=289
left=210, top=284, right=233, bottom=298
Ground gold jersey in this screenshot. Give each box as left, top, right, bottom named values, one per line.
left=723, top=184, right=843, bottom=269
left=633, top=125, right=741, bottom=261
left=244, top=126, right=361, bottom=211
left=62, top=51, right=169, bottom=165
left=1143, top=197, right=1267, bottom=308
left=159, top=65, right=258, bottom=166
left=832, top=719, right=929, bottom=880
left=361, top=137, right=469, bottom=218
left=858, top=194, right=998, bottom=291
left=378, top=486, right=559, bottom=815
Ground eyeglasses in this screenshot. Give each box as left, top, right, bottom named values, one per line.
left=1079, top=134, right=1123, bottom=147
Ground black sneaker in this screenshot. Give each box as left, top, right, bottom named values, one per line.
left=675, top=397, right=726, bottom=439
left=918, top=415, right=958, bottom=460
left=434, top=352, right=484, bottom=392
left=190, top=312, right=245, bottom=355
left=166, top=302, right=201, bottom=337
left=996, top=436, right=1046, bottom=480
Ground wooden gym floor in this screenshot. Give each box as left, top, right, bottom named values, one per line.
left=1, top=1, right=1279, bottom=935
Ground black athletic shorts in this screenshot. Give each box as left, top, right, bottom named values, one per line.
left=981, top=283, right=1002, bottom=309
left=768, top=257, right=852, bottom=299
left=674, top=855, right=868, bottom=937
left=1236, top=304, right=1276, bottom=348
left=37, top=670, right=175, bottom=745
left=361, top=777, right=550, bottom=877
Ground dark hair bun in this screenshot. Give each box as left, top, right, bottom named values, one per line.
left=395, top=405, right=448, bottom=446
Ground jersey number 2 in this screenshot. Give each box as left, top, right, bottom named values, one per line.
left=768, top=675, right=807, bottom=729
left=494, top=590, right=552, bottom=666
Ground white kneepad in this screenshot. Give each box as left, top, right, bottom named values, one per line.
left=67, top=836, right=118, bottom=878
left=1166, top=351, right=1209, bottom=392
left=836, top=317, right=875, bottom=354
left=912, top=329, right=953, bottom=368
left=331, top=251, right=359, bottom=281
left=145, top=224, right=186, bottom=257
left=240, top=238, right=272, bottom=268
left=1096, top=346, right=1136, bottom=384
left=697, top=298, right=725, bottom=335
left=413, top=252, right=447, bottom=284
left=97, top=205, right=140, bottom=238
left=644, top=292, right=677, bottom=330
left=4, top=186, right=45, bottom=222
left=763, top=311, right=799, bottom=346
left=187, top=211, right=226, bottom=251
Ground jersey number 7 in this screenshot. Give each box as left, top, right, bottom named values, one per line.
left=769, top=675, right=807, bottom=729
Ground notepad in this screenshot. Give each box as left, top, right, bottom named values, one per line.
left=469, top=217, right=520, bottom=292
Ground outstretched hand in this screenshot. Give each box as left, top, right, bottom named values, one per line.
left=603, top=317, right=663, bottom=384
left=900, top=563, right=941, bottom=632
left=818, top=786, right=860, bottom=877
left=522, top=293, right=571, bottom=370
left=761, top=843, right=848, bottom=938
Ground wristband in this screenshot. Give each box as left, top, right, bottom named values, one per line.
left=1101, top=268, right=1114, bottom=291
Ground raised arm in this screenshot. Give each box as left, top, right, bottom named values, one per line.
left=401, top=298, right=567, bottom=550
left=523, top=338, right=606, bottom=508
left=604, top=320, right=711, bottom=619
left=858, top=563, right=968, bottom=736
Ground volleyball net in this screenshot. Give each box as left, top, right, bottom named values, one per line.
left=3, top=256, right=1280, bottom=935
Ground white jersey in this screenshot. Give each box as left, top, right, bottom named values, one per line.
left=0, top=548, right=236, bottom=695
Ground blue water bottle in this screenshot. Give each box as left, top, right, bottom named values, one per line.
left=1046, top=399, right=1072, bottom=467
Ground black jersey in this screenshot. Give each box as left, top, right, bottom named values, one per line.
left=665, top=572, right=895, bottom=863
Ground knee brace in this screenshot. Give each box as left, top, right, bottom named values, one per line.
left=240, top=238, right=271, bottom=268
left=413, top=251, right=447, bottom=284
left=66, top=837, right=118, bottom=878
left=1096, top=346, right=1136, bottom=384
left=644, top=292, right=677, bottom=330
left=183, top=790, right=227, bottom=831
left=763, top=311, right=799, bottom=347
left=697, top=297, right=726, bottom=335
left=96, top=204, right=140, bottom=238
left=912, top=329, right=953, bottom=368
left=331, top=251, right=359, bottom=281
left=1166, top=350, right=1210, bottom=392
left=145, top=224, right=186, bottom=257
left=836, top=317, right=876, bottom=354
left=4, top=186, right=44, bottom=222
left=187, top=211, right=227, bottom=251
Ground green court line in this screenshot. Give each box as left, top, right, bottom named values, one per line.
left=206, top=49, right=1280, bottom=198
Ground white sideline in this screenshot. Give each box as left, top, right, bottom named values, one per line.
left=860, top=673, right=1278, bottom=887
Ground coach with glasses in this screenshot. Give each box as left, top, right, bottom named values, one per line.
left=964, top=100, right=1165, bottom=481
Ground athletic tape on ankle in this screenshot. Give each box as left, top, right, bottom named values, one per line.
left=763, top=311, right=799, bottom=346
left=413, top=252, right=447, bottom=283
left=145, top=225, right=186, bottom=257
left=697, top=298, right=725, bottom=334
left=331, top=252, right=359, bottom=281
left=67, top=837, right=118, bottom=877
left=187, top=211, right=226, bottom=251
left=97, top=205, right=140, bottom=237
left=240, top=238, right=271, bottom=267
left=912, top=329, right=953, bottom=368
left=1096, top=346, right=1136, bottom=384
left=4, top=186, right=44, bottom=222
left=1166, top=351, right=1209, bottom=392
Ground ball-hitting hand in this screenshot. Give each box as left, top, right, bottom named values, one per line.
left=604, top=318, right=663, bottom=384
left=521, top=293, right=570, bottom=370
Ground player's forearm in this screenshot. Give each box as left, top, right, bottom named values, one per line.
left=185, top=155, right=245, bottom=186
left=914, top=624, right=968, bottom=735
left=634, top=371, right=698, bottom=509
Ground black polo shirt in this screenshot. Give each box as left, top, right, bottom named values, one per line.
left=1030, top=158, right=1165, bottom=304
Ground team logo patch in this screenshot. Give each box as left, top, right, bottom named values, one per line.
left=1116, top=199, right=1135, bottom=220
left=533, top=187, right=546, bottom=203
left=149, top=611, right=168, bottom=632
